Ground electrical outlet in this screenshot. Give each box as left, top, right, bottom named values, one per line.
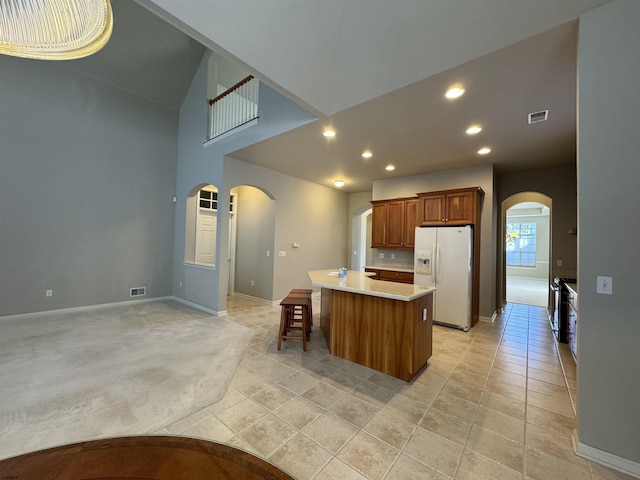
left=557, top=259, right=563, bottom=266
left=45, top=289, right=53, bottom=297
left=379, top=253, right=384, bottom=258
left=596, top=276, right=613, bottom=295
left=391, top=253, right=395, bottom=259
left=251, top=280, right=254, bottom=286
left=279, top=251, right=286, bottom=257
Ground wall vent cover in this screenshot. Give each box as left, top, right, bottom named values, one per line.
left=130, top=287, right=146, bottom=297
left=528, top=110, right=549, bottom=124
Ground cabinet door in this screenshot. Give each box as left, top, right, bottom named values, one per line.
left=419, top=194, right=445, bottom=225
left=371, top=202, right=387, bottom=247
left=385, top=200, right=405, bottom=247
left=445, top=191, right=475, bottom=224
left=403, top=198, right=419, bottom=247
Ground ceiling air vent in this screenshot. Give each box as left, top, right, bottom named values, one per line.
left=528, top=110, right=549, bottom=124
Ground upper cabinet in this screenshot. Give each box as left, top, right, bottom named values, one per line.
left=371, top=197, right=419, bottom=248
left=371, top=188, right=483, bottom=250
left=417, top=187, right=484, bottom=226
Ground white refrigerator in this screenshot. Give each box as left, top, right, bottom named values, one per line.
left=414, top=225, right=473, bottom=331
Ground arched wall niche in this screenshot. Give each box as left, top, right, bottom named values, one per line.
left=184, top=183, right=220, bottom=267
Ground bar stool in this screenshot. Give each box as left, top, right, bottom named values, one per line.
left=277, top=296, right=311, bottom=351
left=284, top=294, right=311, bottom=340
left=287, top=289, right=313, bottom=325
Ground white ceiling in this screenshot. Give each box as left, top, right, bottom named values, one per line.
left=63, top=1, right=204, bottom=111
left=125, top=1, right=615, bottom=192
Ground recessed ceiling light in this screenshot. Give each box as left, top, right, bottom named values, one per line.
left=445, top=86, right=465, bottom=99
left=385, top=164, right=396, bottom=171
left=477, top=147, right=492, bottom=155
left=334, top=179, right=345, bottom=187
left=362, top=150, right=373, bottom=159
left=466, top=125, right=482, bottom=135
left=323, top=128, right=336, bottom=137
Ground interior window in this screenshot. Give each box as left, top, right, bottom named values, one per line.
left=506, top=222, right=537, bottom=267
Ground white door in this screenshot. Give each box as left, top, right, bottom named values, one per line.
left=195, top=210, right=216, bottom=265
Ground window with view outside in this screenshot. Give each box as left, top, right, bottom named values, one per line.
left=506, top=222, right=536, bottom=267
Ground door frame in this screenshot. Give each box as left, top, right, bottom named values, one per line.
left=500, top=192, right=552, bottom=308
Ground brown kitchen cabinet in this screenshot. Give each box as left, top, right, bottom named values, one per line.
left=417, top=187, right=483, bottom=226
left=371, top=202, right=388, bottom=248
left=365, top=267, right=414, bottom=284
left=379, top=269, right=414, bottom=283
left=370, top=197, right=419, bottom=248
left=417, top=186, right=484, bottom=327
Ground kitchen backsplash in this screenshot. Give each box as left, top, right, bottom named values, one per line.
left=368, top=249, right=414, bottom=269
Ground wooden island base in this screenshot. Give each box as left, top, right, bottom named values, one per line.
left=320, top=287, right=433, bottom=382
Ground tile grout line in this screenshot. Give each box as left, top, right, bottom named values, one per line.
left=448, top=312, right=509, bottom=480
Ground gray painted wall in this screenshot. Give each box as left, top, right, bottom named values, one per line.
left=347, top=191, right=373, bottom=271
left=173, top=53, right=346, bottom=311
left=234, top=186, right=275, bottom=299
left=497, top=165, right=577, bottom=278
left=0, top=56, right=178, bottom=316
left=577, top=0, right=640, bottom=469
left=223, top=158, right=349, bottom=303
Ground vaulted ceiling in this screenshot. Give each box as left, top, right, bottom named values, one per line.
left=73, top=1, right=615, bottom=192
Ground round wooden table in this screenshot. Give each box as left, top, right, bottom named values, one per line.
left=0, top=435, right=294, bottom=479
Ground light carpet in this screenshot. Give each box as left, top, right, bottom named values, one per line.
left=0, top=300, right=251, bottom=460
left=506, top=276, right=549, bottom=307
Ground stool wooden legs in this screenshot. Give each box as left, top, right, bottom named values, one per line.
left=277, top=291, right=312, bottom=352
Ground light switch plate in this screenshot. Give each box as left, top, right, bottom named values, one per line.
left=596, top=276, right=613, bottom=295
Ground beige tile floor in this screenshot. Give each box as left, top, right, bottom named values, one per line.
left=159, top=296, right=633, bottom=480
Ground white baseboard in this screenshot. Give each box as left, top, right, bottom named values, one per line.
left=479, top=312, right=497, bottom=323
left=230, top=292, right=277, bottom=306
left=575, top=439, right=640, bottom=478
left=171, top=296, right=223, bottom=316
left=0, top=296, right=174, bottom=322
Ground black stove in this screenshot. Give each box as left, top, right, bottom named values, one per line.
left=550, top=277, right=577, bottom=342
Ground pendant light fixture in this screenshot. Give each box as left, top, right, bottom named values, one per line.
left=0, top=0, right=113, bottom=60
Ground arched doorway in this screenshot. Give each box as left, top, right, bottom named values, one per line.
left=227, top=185, right=276, bottom=303
left=351, top=207, right=372, bottom=271
left=502, top=193, right=552, bottom=307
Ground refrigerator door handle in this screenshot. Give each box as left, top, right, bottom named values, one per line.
left=433, top=244, right=440, bottom=284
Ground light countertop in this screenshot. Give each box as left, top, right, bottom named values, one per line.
left=308, top=269, right=435, bottom=302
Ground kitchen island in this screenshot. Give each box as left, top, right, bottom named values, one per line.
left=308, top=270, right=436, bottom=381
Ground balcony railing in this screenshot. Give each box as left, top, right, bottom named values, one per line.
left=207, top=75, right=259, bottom=141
